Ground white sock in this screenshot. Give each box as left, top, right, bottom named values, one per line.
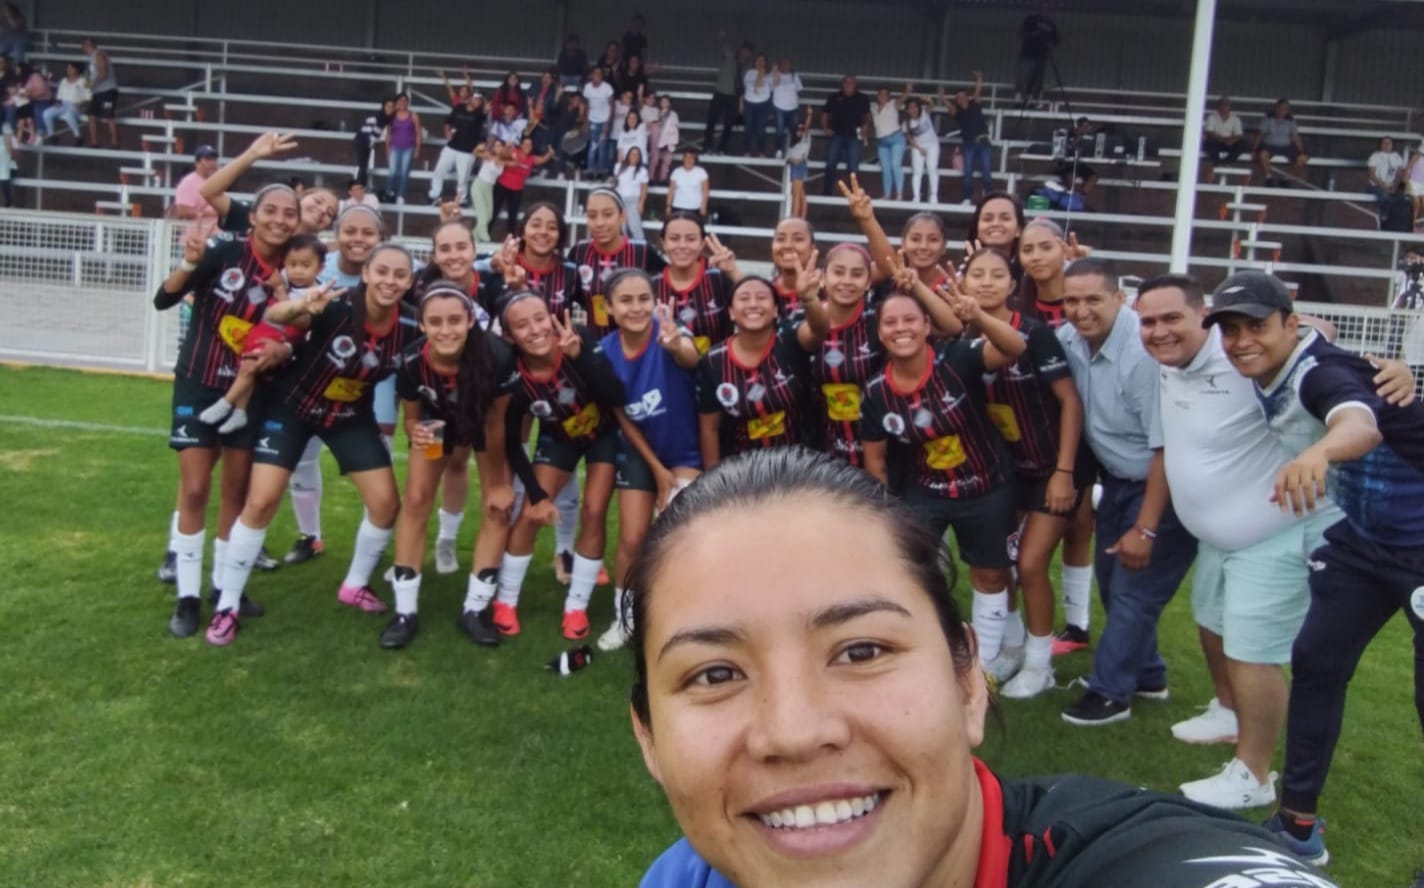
left=611, top=586, right=630, bottom=622
left=174, top=528, right=204, bottom=600
left=554, top=476, right=579, bottom=555
left=198, top=397, right=234, bottom=424
left=343, top=518, right=393, bottom=588
left=464, top=573, right=497, bottom=613
left=437, top=508, right=463, bottom=542
left=565, top=553, right=601, bottom=613
left=393, top=574, right=421, bottom=615
left=1025, top=632, right=1054, bottom=671
left=1003, top=608, right=1026, bottom=648
left=218, top=519, right=268, bottom=612
left=972, top=588, right=1009, bottom=664
left=211, top=537, right=227, bottom=590
left=1061, top=563, right=1093, bottom=631
left=167, top=510, right=179, bottom=552
left=289, top=446, right=323, bottom=539
left=496, top=553, right=533, bottom=607
left=217, top=408, right=248, bottom=434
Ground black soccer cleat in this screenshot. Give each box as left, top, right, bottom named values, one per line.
left=458, top=608, right=501, bottom=647
left=380, top=613, right=420, bottom=649
left=207, top=588, right=266, bottom=618
left=283, top=534, right=325, bottom=565
left=169, top=596, right=200, bottom=638
left=253, top=546, right=280, bottom=572
left=157, top=550, right=177, bottom=584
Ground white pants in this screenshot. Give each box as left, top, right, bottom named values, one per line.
left=429, top=146, right=474, bottom=203
left=911, top=140, right=941, bottom=204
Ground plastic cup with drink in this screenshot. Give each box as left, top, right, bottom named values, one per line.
left=418, top=419, right=446, bottom=460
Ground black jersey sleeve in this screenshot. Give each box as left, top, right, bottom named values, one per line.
left=695, top=353, right=722, bottom=415
left=219, top=200, right=251, bottom=234
left=570, top=327, right=628, bottom=409
left=860, top=382, right=889, bottom=443
left=154, top=235, right=229, bottom=310
left=943, top=337, right=988, bottom=378
left=1026, top=321, right=1071, bottom=383
left=394, top=340, right=425, bottom=402
left=643, top=244, right=668, bottom=276
left=503, top=402, right=548, bottom=505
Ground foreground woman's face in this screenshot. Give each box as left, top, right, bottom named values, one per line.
left=634, top=496, right=988, bottom=888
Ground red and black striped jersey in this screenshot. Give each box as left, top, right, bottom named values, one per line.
left=981, top=313, right=1073, bottom=478
left=1032, top=298, right=1068, bottom=330
left=568, top=237, right=667, bottom=335
left=861, top=340, right=1009, bottom=498
left=272, top=295, right=420, bottom=427
left=477, top=253, right=585, bottom=320
left=161, top=233, right=280, bottom=390
left=395, top=335, right=516, bottom=449
left=696, top=324, right=815, bottom=456
left=653, top=263, right=734, bottom=356
left=498, top=327, right=625, bottom=446
left=411, top=263, right=500, bottom=327
left=808, top=299, right=883, bottom=467
left=770, top=275, right=809, bottom=323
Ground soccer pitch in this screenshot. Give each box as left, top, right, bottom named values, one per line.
left=0, top=364, right=1418, bottom=887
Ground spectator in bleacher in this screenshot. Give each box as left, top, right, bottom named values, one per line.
left=640, top=90, right=660, bottom=160
left=667, top=148, right=709, bottom=221
left=702, top=35, right=746, bottom=156
left=740, top=54, right=773, bottom=158
left=490, top=101, right=528, bottom=148
left=470, top=144, right=502, bottom=242
left=492, top=72, right=528, bottom=120
left=785, top=108, right=813, bottom=218
left=429, top=91, right=486, bottom=205
left=0, top=58, right=28, bottom=137
left=596, top=41, right=623, bottom=84
left=617, top=109, right=648, bottom=168
left=770, top=58, right=802, bottom=157
left=381, top=93, right=421, bottom=204
left=622, top=14, right=648, bottom=62
left=557, top=34, right=589, bottom=93
left=170, top=144, right=220, bottom=233
left=42, top=60, right=87, bottom=145
left=1201, top=95, right=1246, bottom=173
left=1253, top=98, right=1308, bottom=186
left=1407, top=142, right=1424, bottom=224
left=353, top=96, right=394, bottom=188
left=582, top=66, right=616, bottom=175
left=904, top=95, right=940, bottom=205
left=651, top=94, right=678, bottom=183
left=1016, top=13, right=1059, bottom=104
left=547, top=92, right=586, bottom=179
left=439, top=69, right=474, bottom=109
left=871, top=85, right=905, bottom=201
left=493, top=135, right=555, bottom=236
left=1367, top=136, right=1406, bottom=220
left=820, top=75, right=871, bottom=197
left=13, top=62, right=50, bottom=145
left=0, top=4, right=29, bottom=64
left=948, top=72, right=993, bottom=205
left=0, top=121, right=14, bottom=207
left=616, top=55, right=650, bottom=99
left=340, top=178, right=381, bottom=215
left=615, top=146, right=650, bottom=240
left=80, top=37, right=120, bottom=150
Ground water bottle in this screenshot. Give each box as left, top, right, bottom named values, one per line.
left=547, top=645, right=594, bottom=676
left=1051, top=128, right=1066, bottom=160
left=1094, top=131, right=1106, bottom=159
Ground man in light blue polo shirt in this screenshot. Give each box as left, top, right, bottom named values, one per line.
left=1057, top=258, right=1197, bottom=726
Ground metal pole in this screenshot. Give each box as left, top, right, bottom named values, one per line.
left=1169, top=0, right=1217, bottom=274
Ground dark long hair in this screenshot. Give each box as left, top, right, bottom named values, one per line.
left=414, top=280, right=497, bottom=445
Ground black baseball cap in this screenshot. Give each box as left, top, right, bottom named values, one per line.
left=194, top=144, right=218, bottom=160
left=1202, top=270, right=1293, bottom=329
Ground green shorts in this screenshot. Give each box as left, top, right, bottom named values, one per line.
left=532, top=429, right=619, bottom=473
left=253, top=402, right=391, bottom=475
left=168, top=374, right=261, bottom=452
left=1190, top=507, right=1341, bottom=664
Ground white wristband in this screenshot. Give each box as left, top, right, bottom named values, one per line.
left=178, top=259, right=198, bottom=273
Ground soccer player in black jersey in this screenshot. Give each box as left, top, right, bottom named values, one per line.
left=959, top=249, right=1085, bottom=699
left=767, top=217, right=819, bottom=321
left=153, top=183, right=300, bottom=638
left=839, top=175, right=953, bottom=296
left=696, top=264, right=830, bottom=467
left=652, top=213, right=741, bottom=356
left=861, top=286, right=1027, bottom=673
left=567, top=188, right=667, bottom=336
left=200, top=132, right=337, bottom=236
left=205, top=244, right=421, bottom=646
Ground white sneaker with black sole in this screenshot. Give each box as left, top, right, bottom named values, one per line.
left=1179, top=758, right=1276, bottom=810
left=1171, top=697, right=1239, bottom=744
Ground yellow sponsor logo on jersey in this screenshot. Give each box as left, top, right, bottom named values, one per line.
left=987, top=403, right=1021, bottom=442
left=747, top=411, right=787, bottom=441
left=561, top=402, right=601, bottom=439
left=591, top=294, right=609, bottom=329
left=821, top=383, right=862, bottom=422
left=322, top=377, right=369, bottom=403
left=217, top=315, right=254, bottom=354
left=693, top=335, right=711, bottom=356
left=923, top=434, right=967, bottom=471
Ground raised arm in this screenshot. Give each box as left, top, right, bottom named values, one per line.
left=200, top=131, right=298, bottom=219
left=1274, top=405, right=1382, bottom=516
left=837, top=173, right=895, bottom=284
left=263, top=280, right=344, bottom=330
left=792, top=249, right=830, bottom=350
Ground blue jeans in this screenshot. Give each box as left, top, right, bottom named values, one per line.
left=1086, top=474, right=1197, bottom=705
left=742, top=100, right=771, bottom=155
left=386, top=147, right=413, bottom=201
left=773, top=108, right=798, bottom=153
left=961, top=140, right=993, bottom=201
left=876, top=132, right=905, bottom=199
left=822, top=134, right=861, bottom=195
left=587, top=120, right=613, bottom=174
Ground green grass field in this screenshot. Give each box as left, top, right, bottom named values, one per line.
left=0, top=363, right=1419, bottom=887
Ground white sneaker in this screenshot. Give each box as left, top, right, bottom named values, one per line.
left=1001, top=665, right=1055, bottom=699
left=1179, top=758, right=1276, bottom=810
left=984, top=645, right=1025, bottom=684
left=1171, top=697, right=1239, bottom=744
left=597, top=619, right=631, bottom=651
left=434, top=538, right=458, bottom=575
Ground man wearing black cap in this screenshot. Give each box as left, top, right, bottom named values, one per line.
left=171, top=144, right=220, bottom=232
left=1206, top=269, right=1424, bottom=866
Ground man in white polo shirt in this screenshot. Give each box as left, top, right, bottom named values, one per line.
left=1137, top=273, right=1414, bottom=810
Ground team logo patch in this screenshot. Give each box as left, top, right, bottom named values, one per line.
left=822, top=346, right=845, bottom=369
left=327, top=335, right=357, bottom=367
left=678, top=305, right=697, bottom=325
left=882, top=412, right=906, bottom=437
left=1412, top=587, right=1424, bottom=621
left=987, top=403, right=1021, bottom=442
left=556, top=384, right=578, bottom=406
left=561, top=402, right=601, bottom=439
left=923, top=435, right=967, bottom=471
left=219, top=268, right=245, bottom=292
left=822, top=383, right=861, bottom=422
left=246, top=284, right=269, bottom=305
left=360, top=349, right=380, bottom=369
left=578, top=265, right=595, bottom=288
left=746, top=411, right=786, bottom=441
left=746, top=382, right=767, bottom=403
left=530, top=400, right=553, bottom=419
left=715, top=383, right=739, bottom=409
left=913, top=407, right=934, bottom=429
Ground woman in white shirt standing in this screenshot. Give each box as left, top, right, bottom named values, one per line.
left=740, top=53, right=773, bottom=158
left=904, top=95, right=940, bottom=205
left=615, top=145, right=651, bottom=239
left=1366, top=136, right=1405, bottom=220
left=651, top=95, right=679, bottom=184
left=666, top=148, right=709, bottom=221
left=616, top=109, right=648, bottom=169
left=770, top=58, right=802, bottom=158
left=872, top=85, right=906, bottom=201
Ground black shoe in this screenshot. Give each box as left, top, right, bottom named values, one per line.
left=380, top=613, right=420, bottom=649
left=1062, top=690, right=1131, bottom=726
left=458, top=608, right=501, bottom=647
left=169, top=596, right=200, bottom=638
left=157, top=550, right=177, bottom=584
left=207, top=588, right=266, bottom=618
left=283, top=534, right=325, bottom=565
left=253, top=546, right=280, bottom=572
left=1410, top=869, right=1424, bottom=888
